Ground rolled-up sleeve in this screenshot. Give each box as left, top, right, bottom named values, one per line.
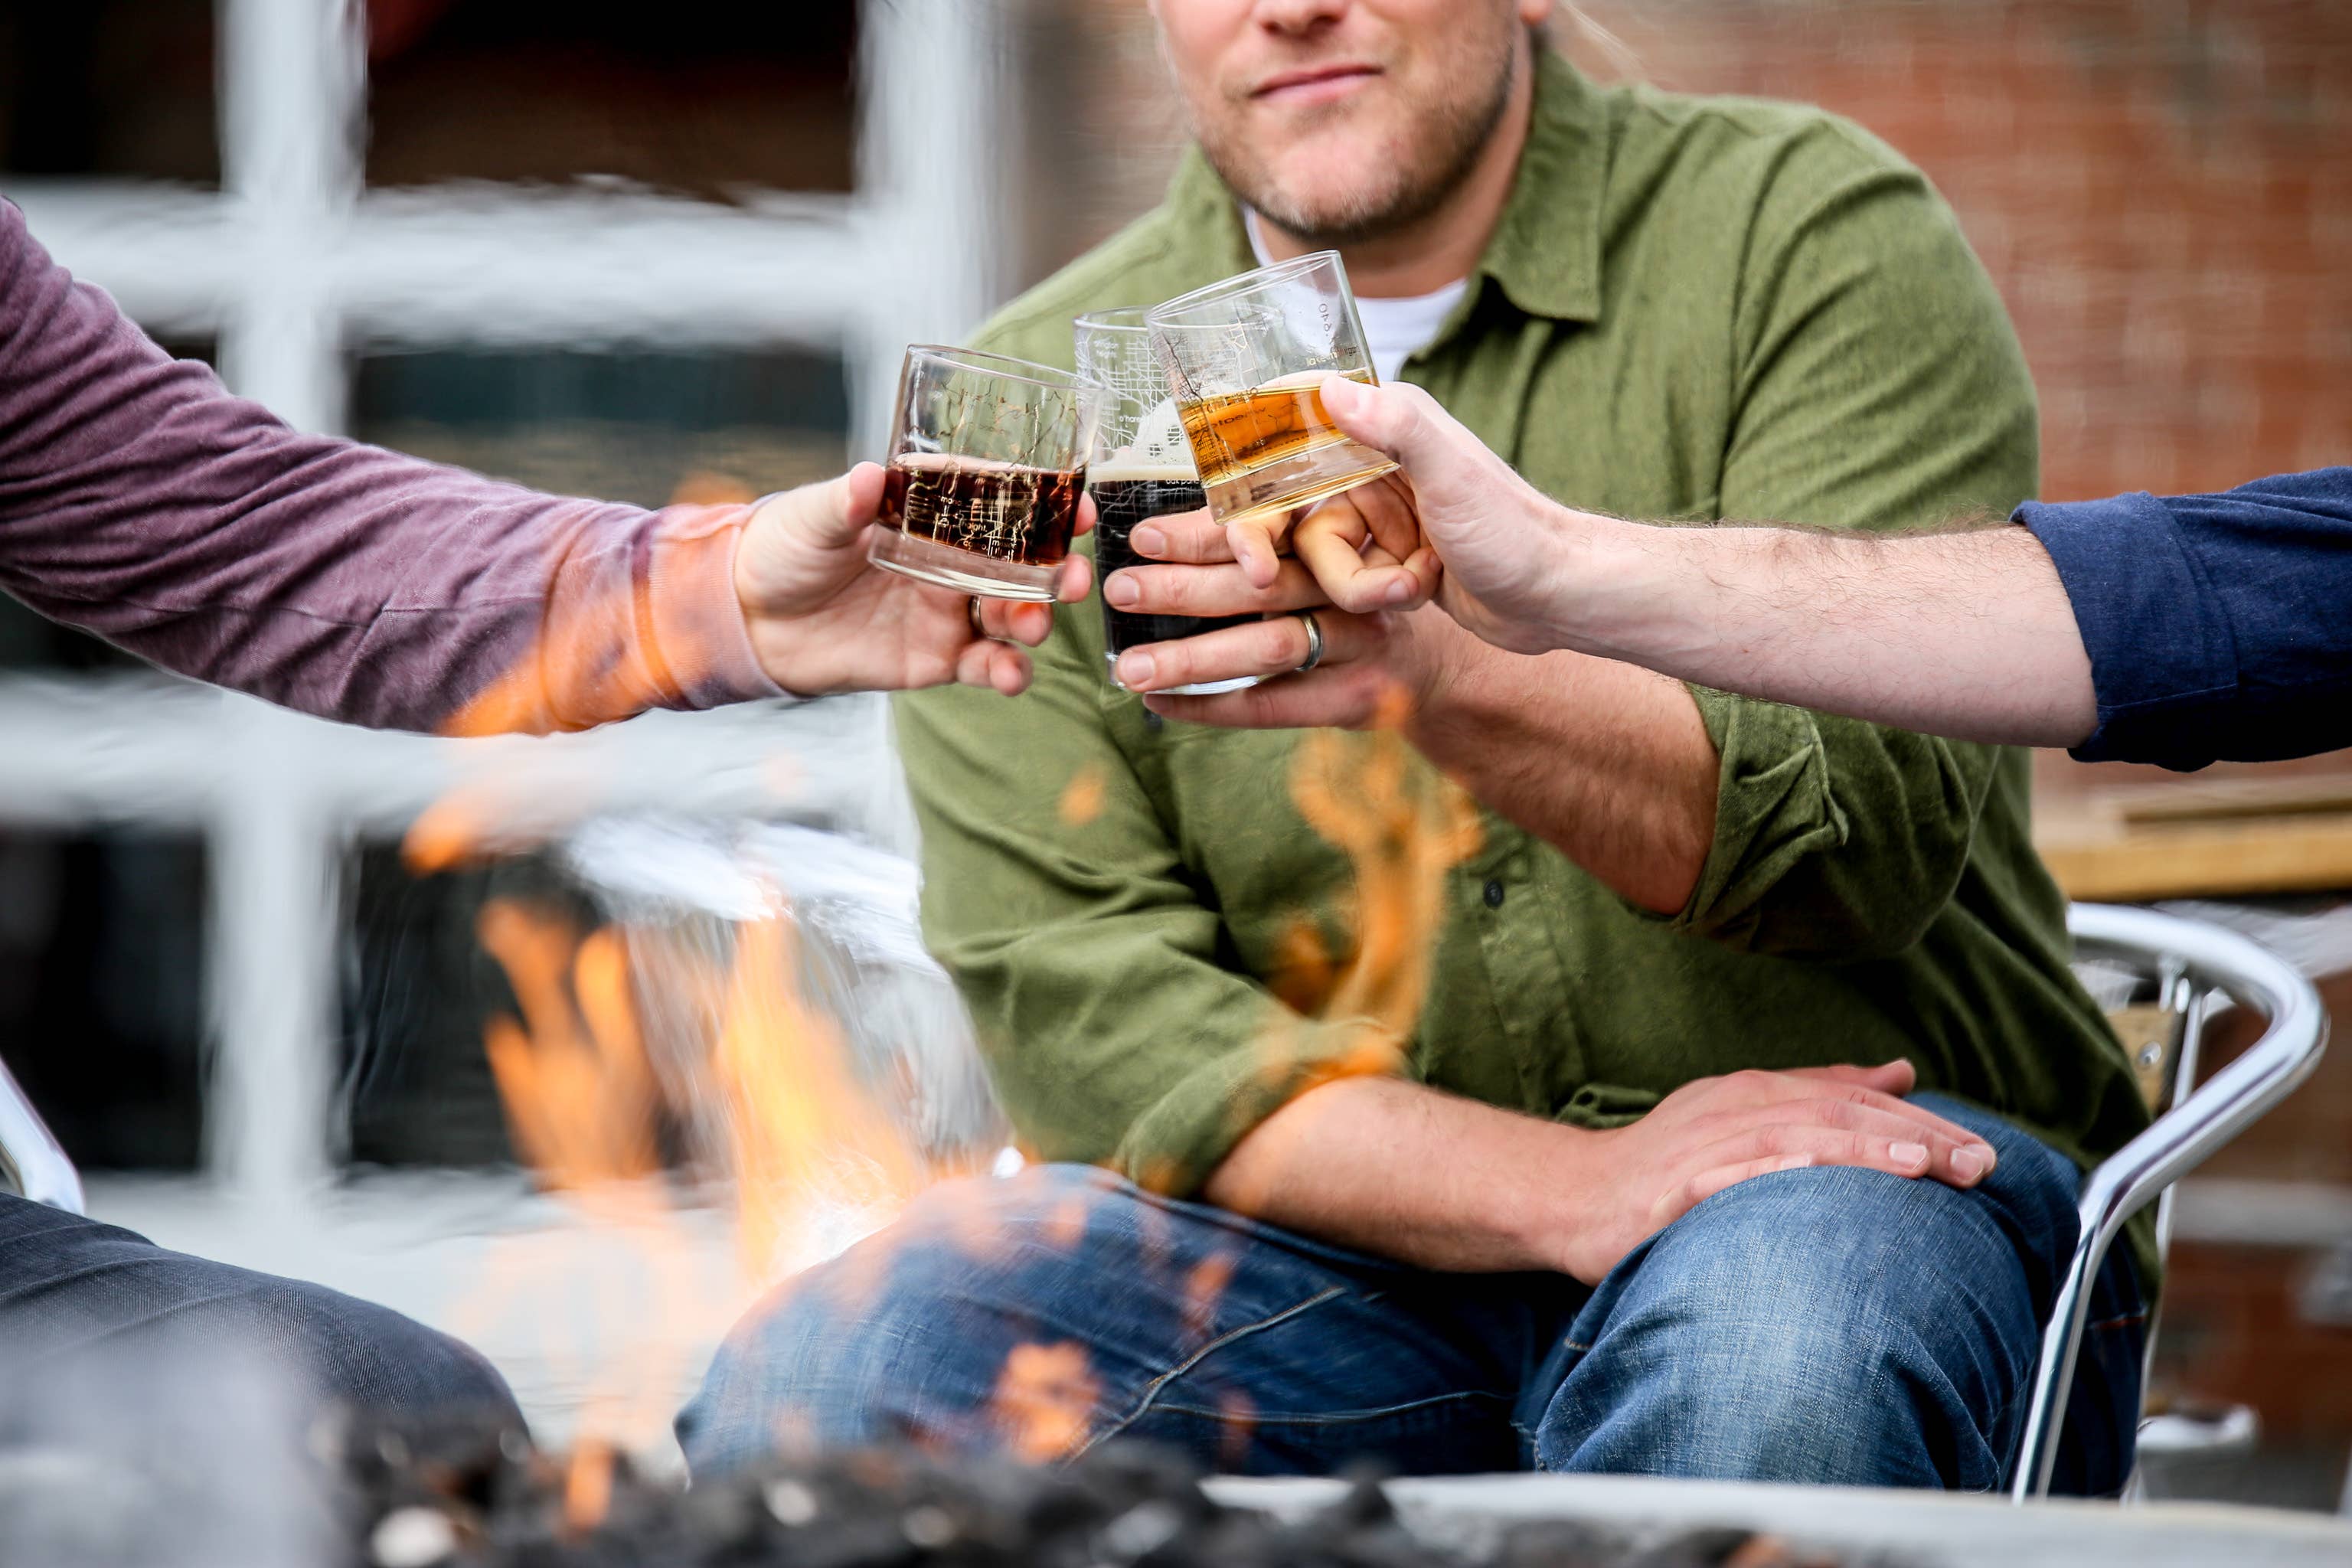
left=2021, top=468, right=2352, bottom=769
left=894, top=655, right=1413, bottom=1196
left=1671, top=122, right=2038, bottom=957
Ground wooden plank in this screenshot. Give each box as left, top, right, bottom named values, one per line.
left=2035, top=773, right=2352, bottom=900
left=2107, top=776, right=2352, bottom=825
left=2038, top=815, right=2352, bottom=900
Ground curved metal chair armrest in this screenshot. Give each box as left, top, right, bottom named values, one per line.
left=2011, top=903, right=2331, bottom=1501
left=0, top=1054, right=83, bottom=1214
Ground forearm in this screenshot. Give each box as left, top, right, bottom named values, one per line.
left=1202, top=1075, right=1577, bottom=1272
left=0, top=202, right=773, bottom=733
left=1552, top=512, right=2099, bottom=750
left=1404, top=626, right=1718, bottom=914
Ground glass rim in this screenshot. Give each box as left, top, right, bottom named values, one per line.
left=1073, top=305, right=1154, bottom=335
left=904, top=343, right=1102, bottom=397
left=1143, top=250, right=1346, bottom=323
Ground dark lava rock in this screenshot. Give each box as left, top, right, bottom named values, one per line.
left=319, top=1413, right=1893, bottom=1568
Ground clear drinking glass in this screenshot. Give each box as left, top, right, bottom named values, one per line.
left=1143, top=250, right=1399, bottom=534
left=1074, top=308, right=1263, bottom=696
left=867, top=345, right=1104, bottom=602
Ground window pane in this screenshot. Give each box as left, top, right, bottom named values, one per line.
left=0, top=0, right=217, bottom=184
left=351, top=347, right=850, bottom=508
left=0, top=830, right=207, bottom=1173
left=340, top=844, right=541, bottom=1170
left=365, top=0, right=857, bottom=197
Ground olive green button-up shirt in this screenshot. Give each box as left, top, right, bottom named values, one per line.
left=897, top=53, right=2154, bottom=1289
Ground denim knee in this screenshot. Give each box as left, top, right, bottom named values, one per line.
left=0, top=1197, right=521, bottom=1440
left=678, top=1165, right=1123, bottom=1479
left=1532, top=1120, right=2080, bottom=1489
left=253, top=1276, right=524, bottom=1426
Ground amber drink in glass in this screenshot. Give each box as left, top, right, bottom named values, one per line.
left=1144, top=251, right=1397, bottom=533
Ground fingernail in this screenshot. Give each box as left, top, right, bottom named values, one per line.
left=1890, top=1141, right=1930, bottom=1171
left=1319, top=374, right=1365, bottom=413
left=1132, top=524, right=1167, bottom=558
left=1117, top=652, right=1155, bottom=690
left=1104, top=571, right=1138, bottom=608
left=1952, top=1146, right=1991, bottom=1181
left=1385, top=577, right=1415, bottom=606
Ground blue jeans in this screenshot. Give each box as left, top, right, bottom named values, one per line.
left=0, top=1194, right=522, bottom=1440
left=679, top=1095, right=2144, bottom=1492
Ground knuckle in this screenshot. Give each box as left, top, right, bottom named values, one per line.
left=1259, top=619, right=1302, bottom=666
left=1144, top=567, right=1191, bottom=611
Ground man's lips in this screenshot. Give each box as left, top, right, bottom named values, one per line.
left=1250, top=64, right=1382, bottom=108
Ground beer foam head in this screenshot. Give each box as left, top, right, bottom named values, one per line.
left=1102, top=397, right=1197, bottom=476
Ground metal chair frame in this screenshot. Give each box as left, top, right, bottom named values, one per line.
left=2011, top=903, right=2331, bottom=1501
left=0, top=1054, right=83, bottom=1214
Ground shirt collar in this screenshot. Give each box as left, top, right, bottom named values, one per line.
left=1156, top=47, right=1608, bottom=327
left=1475, top=47, right=1607, bottom=325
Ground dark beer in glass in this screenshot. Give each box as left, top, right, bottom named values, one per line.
left=1075, top=308, right=1263, bottom=694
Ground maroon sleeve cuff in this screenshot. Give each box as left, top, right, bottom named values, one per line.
left=645, top=505, right=793, bottom=707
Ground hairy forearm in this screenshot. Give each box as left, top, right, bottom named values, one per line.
left=1403, top=629, right=1718, bottom=913
left=1201, top=1075, right=1579, bottom=1272
left=1550, top=514, right=2099, bottom=749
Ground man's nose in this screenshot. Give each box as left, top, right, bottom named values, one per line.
left=1253, top=0, right=1351, bottom=38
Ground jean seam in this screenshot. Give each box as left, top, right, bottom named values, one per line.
left=1149, top=1387, right=1511, bottom=1428
left=1071, top=1284, right=1348, bottom=1459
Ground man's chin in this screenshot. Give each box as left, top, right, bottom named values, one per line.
left=1244, top=142, right=1414, bottom=240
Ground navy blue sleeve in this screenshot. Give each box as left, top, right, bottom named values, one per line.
left=2017, top=466, right=2352, bottom=770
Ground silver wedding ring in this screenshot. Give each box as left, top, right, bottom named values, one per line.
left=967, top=597, right=988, bottom=639
left=1294, top=610, right=1325, bottom=673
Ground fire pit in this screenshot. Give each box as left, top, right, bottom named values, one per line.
left=332, top=1420, right=1878, bottom=1568
left=8, top=1410, right=2351, bottom=1568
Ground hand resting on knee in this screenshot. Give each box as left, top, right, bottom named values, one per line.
left=1204, top=1060, right=1999, bottom=1286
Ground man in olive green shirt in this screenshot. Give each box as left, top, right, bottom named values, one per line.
left=679, top=0, right=2148, bottom=1492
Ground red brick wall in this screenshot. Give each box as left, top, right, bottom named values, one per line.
left=1564, top=0, right=2352, bottom=505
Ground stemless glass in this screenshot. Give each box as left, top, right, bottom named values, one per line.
left=1074, top=307, right=1263, bottom=696
left=1144, top=250, right=1399, bottom=534
left=867, top=345, right=1104, bottom=602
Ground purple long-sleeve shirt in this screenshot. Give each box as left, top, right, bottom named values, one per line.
left=0, top=198, right=781, bottom=733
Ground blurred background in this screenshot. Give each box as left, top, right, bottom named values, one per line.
left=1, top=0, right=2347, bottom=1501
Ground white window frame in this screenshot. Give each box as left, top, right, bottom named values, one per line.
left=4, top=0, right=1006, bottom=1207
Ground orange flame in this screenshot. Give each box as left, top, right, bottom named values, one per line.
left=478, top=905, right=659, bottom=1191
left=986, top=1342, right=1100, bottom=1463
left=1288, top=726, right=1481, bottom=1040
left=710, top=915, right=924, bottom=1287
left=560, top=1438, right=616, bottom=1536
left=463, top=888, right=929, bottom=1482
left=1208, top=728, right=1481, bottom=1219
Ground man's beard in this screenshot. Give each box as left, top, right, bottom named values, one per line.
left=1200, top=40, right=1521, bottom=249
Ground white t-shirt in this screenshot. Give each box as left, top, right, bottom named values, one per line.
left=1246, top=211, right=1468, bottom=384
